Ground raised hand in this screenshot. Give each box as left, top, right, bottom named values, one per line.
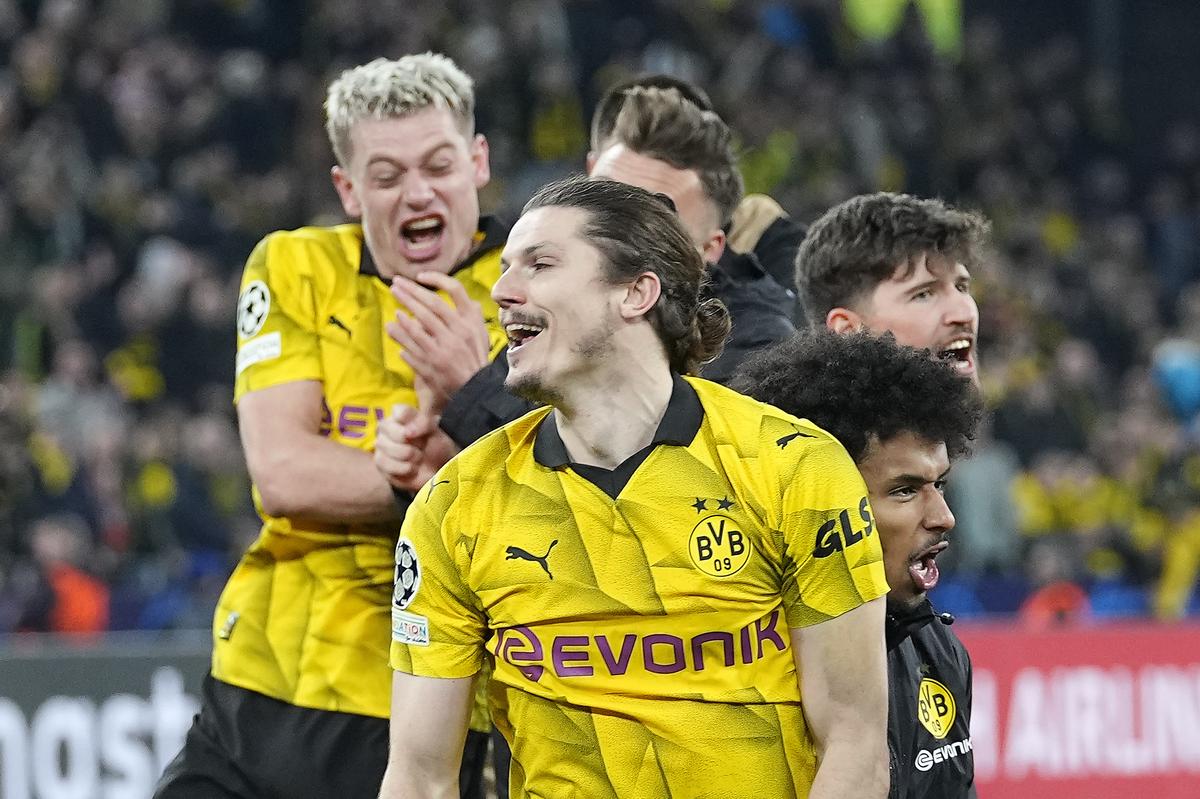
left=386, top=272, right=491, bottom=417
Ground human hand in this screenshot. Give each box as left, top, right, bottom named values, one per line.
left=374, top=397, right=459, bottom=493
left=386, top=272, right=490, bottom=417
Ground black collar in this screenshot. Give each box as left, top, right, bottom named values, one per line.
left=885, top=597, right=955, bottom=650
left=532, top=373, right=703, bottom=469
left=358, top=215, right=509, bottom=283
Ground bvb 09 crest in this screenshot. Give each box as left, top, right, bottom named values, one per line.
left=689, top=514, right=751, bottom=577
left=918, top=677, right=957, bottom=739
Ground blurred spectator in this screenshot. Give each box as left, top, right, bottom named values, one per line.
left=13, top=513, right=109, bottom=634
left=1, top=0, right=1200, bottom=630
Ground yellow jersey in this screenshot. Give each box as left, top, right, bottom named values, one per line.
left=216, top=219, right=507, bottom=719
left=391, top=375, right=888, bottom=798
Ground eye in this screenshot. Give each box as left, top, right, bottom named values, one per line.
left=934, top=479, right=947, bottom=494
left=530, top=260, right=552, bottom=273
left=890, top=485, right=917, bottom=499
left=911, top=288, right=933, bottom=301
left=426, top=161, right=452, bottom=176
left=371, top=172, right=399, bottom=187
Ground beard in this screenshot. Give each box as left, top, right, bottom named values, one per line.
left=507, top=371, right=564, bottom=407
left=505, top=317, right=617, bottom=409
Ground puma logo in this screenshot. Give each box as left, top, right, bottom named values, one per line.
left=506, top=540, right=558, bottom=579
left=328, top=315, right=352, bottom=336
left=776, top=429, right=816, bottom=449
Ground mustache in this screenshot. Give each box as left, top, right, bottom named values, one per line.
left=501, top=311, right=548, bottom=327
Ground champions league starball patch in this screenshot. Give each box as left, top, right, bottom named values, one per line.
left=237, top=280, right=271, bottom=339
left=393, top=537, right=422, bottom=610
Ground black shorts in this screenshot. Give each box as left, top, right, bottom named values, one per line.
left=155, top=674, right=492, bottom=799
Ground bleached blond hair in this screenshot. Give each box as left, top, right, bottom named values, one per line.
left=324, top=52, right=475, bottom=166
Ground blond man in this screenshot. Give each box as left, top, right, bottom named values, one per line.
left=154, top=53, right=507, bottom=799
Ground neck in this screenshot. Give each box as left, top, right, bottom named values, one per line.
left=553, top=354, right=674, bottom=469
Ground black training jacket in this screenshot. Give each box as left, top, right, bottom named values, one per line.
left=886, top=598, right=977, bottom=799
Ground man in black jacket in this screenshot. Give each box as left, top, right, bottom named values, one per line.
left=733, top=330, right=983, bottom=799
left=588, top=75, right=809, bottom=324
left=776, top=191, right=993, bottom=797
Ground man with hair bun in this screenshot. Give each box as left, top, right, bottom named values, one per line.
left=155, top=52, right=506, bottom=798
left=380, top=176, right=890, bottom=799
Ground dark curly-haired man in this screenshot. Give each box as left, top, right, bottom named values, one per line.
left=734, top=329, right=984, bottom=799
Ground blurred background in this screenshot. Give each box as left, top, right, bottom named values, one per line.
left=3, top=1, right=1200, bottom=797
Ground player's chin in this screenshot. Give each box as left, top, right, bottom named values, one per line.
left=506, top=369, right=560, bottom=406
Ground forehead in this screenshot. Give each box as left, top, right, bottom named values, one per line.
left=503, top=205, right=591, bottom=259
left=885, top=251, right=970, bottom=287
left=346, top=106, right=468, bottom=164
left=590, top=144, right=706, bottom=209
left=859, top=432, right=949, bottom=484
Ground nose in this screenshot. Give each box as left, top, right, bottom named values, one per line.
left=492, top=266, right=524, bottom=308
left=925, top=490, right=955, bottom=534
left=402, top=171, right=435, bottom=207
left=942, top=289, right=978, bottom=329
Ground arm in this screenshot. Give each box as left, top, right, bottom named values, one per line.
left=792, top=596, right=889, bottom=799
left=378, top=671, right=475, bottom=799
left=238, top=380, right=400, bottom=522
left=794, top=598, right=889, bottom=798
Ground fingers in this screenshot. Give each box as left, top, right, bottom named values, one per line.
left=386, top=318, right=434, bottom=369
left=374, top=414, right=422, bottom=485
left=411, top=272, right=489, bottom=358
left=416, top=273, right=490, bottom=357
left=391, top=276, right=459, bottom=334
left=390, top=277, right=490, bottom=363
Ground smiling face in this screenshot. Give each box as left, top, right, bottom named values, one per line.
left=831, top=252, right=980, bottom=384
left=331, top=107, right=490, bottom=280
left=493, top=205, right=635, bottom=404
left=857, top=431, right=955, bottom=608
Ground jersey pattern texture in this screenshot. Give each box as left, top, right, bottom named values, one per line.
left=392, top=377, right=888, bottom=797
left=216, top=221, right=506, bottom=719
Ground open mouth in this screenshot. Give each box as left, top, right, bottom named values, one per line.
left=399, top=215, right=445, bottom=260
left=504, top=321, right=545, bottom=354
left=909, top=540, right=949, bottom=593
left=936, top=338, right=974, bottom=374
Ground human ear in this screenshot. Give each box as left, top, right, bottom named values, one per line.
left=620, top=272, right=662, bottom=320
left=825, top=307, right=864, bottom=333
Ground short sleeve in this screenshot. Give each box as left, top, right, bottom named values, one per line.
left=389, top=466, right=488, bottom=678
left=233, top=235, right=324, bottom=400
left=776, top=436, right=888, bottom=628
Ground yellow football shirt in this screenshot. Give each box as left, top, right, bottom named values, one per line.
left=216, top=220, right=507, bottom=719
left=391, top=376, right=888, bottom=797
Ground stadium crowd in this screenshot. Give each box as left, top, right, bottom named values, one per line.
left=2, top=0, right=1200, bottom=635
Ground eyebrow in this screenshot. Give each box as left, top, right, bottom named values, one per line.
left=365, top=142, right=456, bottom=168
left=500, top=242, right=557, bottom=270
left=889, top=467, right=952, bottom=486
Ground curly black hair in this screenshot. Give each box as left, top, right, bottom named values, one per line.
left=730, top=329, right=984, bottom=462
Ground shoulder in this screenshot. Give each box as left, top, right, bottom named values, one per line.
left=443, top=404, right=554, bottom=484
left=252, top=224, right=363, bottom=275
left=688, top=376, right=846, bottom=462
